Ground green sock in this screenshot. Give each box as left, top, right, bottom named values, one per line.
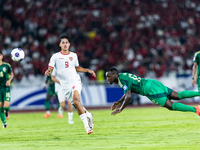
left=172, top=103, right=196, bottom=113
left=178, top=91, right=200, bottom=99
left=4, top=107, right=10, bottom=113
left=0, top=107, right=6, bottom=124
left=45, top=100, right=50, bottom=110
left=58, top=103, right=60, bottom=109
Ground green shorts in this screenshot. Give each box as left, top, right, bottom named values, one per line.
left=0, top=86, right=11, bottom=102
left=146, top=80, right=173, bottom=107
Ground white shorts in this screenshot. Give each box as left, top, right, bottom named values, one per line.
left=60, top=81, right=82, bottom=104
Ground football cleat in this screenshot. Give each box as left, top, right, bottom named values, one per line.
left=57, top=114, right=63, bottom=118
left=88, top=113, right=94, bottom=129
left=195, top=105, right=200, bottom=116
left=68, top=120, right=74, bottom=124
left=3, top=123, right=7, bottom=129
left=86, top=127, right=93, bottom=134
left=44, top=113, right=51, bottom=118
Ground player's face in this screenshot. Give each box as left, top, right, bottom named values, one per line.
left=106, top=71, right=117, bottom=84
left=59, top=38, right=70, bottom=51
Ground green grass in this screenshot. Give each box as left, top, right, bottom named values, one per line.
left=1, top=107, right=200, bottom=150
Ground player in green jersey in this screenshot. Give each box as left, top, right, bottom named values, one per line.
left=106, top=68, right=200, bottom=116
left=192, top=51, right=200, bottom=90
left=43, top=75, right=59, bottom=118
left=0, top=51, right=14, bottom=128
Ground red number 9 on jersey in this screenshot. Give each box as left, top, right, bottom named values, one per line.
left=65, top=61, right=69, bottom=68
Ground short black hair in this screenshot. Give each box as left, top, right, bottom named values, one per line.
left=59, top=34, right=70, bottom=42
left=0, top=51, right=2, bottom=55
left=106, top=68, right=119, bottom=74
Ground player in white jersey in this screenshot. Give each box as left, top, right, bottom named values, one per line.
left=45, top=34, right=95, bottom=134
left=51, top=68, right=74, bottom=124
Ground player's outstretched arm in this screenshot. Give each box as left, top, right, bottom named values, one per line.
left=111, top=90, right=132, bottom=116
left=111, top=94, right=126, bottom=110
left=75, top=66, right=96, bottom=77
left=192, top=62, right=198, bottom=87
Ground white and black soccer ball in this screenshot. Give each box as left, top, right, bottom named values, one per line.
left=11, top=48, right=25, bottom=62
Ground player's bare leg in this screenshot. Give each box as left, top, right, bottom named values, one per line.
left=73, top=90, right=93, bottom=134
left=4, top=101, right=10, bottom=119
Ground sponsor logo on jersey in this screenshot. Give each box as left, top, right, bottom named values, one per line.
left=122, top=85, right=128, bottom=91
left=72, top=85, right=75, bottom=89
left=59, top=58, right=64, bottom=59
left=69, top=57, right=73, bottom=61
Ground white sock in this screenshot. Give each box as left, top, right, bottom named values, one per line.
left=68, top=112, right=73, bottom=121
left=46, top=110, right=50, bottom=114
left=79, top=113, right=89, bottom=128
left=85, top=110, right=91, bottom=119
left=58, top=107, right=63, bottom=115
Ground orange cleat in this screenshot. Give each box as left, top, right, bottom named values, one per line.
left=195, top=105, right=200, bottom=116
left=86, top=127, right=93, bottom=134
left=44, top=113, right=51, bottom=118
left=57, top=114, right=63, bottom=118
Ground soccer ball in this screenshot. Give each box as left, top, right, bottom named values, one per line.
left=11, top=48, right=25, bottom=62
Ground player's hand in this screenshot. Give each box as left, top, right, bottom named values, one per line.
left=45, top=69, right=51, bottom=76
left=111, top=109, right=122, bottom=116
left=111, top=101, right=121, bottom=110
left=192, top=79, right=197, bottom=87
left=88, top=70, right=96, bottom=77
left=6, top=81, right=11, bottom=86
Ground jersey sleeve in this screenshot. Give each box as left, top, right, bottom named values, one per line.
left=118, top=73, right=132, bottom=93
left=48, top=54, right=56, bottom=68
left=7, top=64, right=12, bottom=74
left=121, top=81, right=131, bottom=93
left=193, top=54, right=197, bottom=62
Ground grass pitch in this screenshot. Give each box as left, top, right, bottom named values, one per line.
left=0, top=106, right=200, bottom=150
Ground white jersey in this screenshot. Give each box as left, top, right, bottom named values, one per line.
left=49, top=51, right=79, bottom=91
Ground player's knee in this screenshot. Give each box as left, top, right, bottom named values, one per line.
left=164, top=100, right=173, bottom=110
left=61, top=101, right=65, bottom=108
left=73, top=100, right=81, bottom=108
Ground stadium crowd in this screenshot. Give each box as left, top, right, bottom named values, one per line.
left=1, top=0, right=200, bottom=83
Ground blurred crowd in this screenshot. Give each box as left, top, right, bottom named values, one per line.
left=1, top=0, right=200, bottom=83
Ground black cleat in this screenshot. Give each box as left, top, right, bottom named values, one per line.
left=3, top=123, right=7, bottom=128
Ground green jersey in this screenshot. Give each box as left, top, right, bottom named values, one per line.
left=193, top=51, right=200, bottom=78
left=0, top=62, right=12, bottom=89
left=118, top=73, right=151, bottom=96
left=118, top=72, right=173, bottom=106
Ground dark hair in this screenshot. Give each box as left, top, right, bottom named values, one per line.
left=0, top=51, right=2, bottom=55
left=59, top=34, right=70, bottom=42
left=106, top=68, right=119, bottom=74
